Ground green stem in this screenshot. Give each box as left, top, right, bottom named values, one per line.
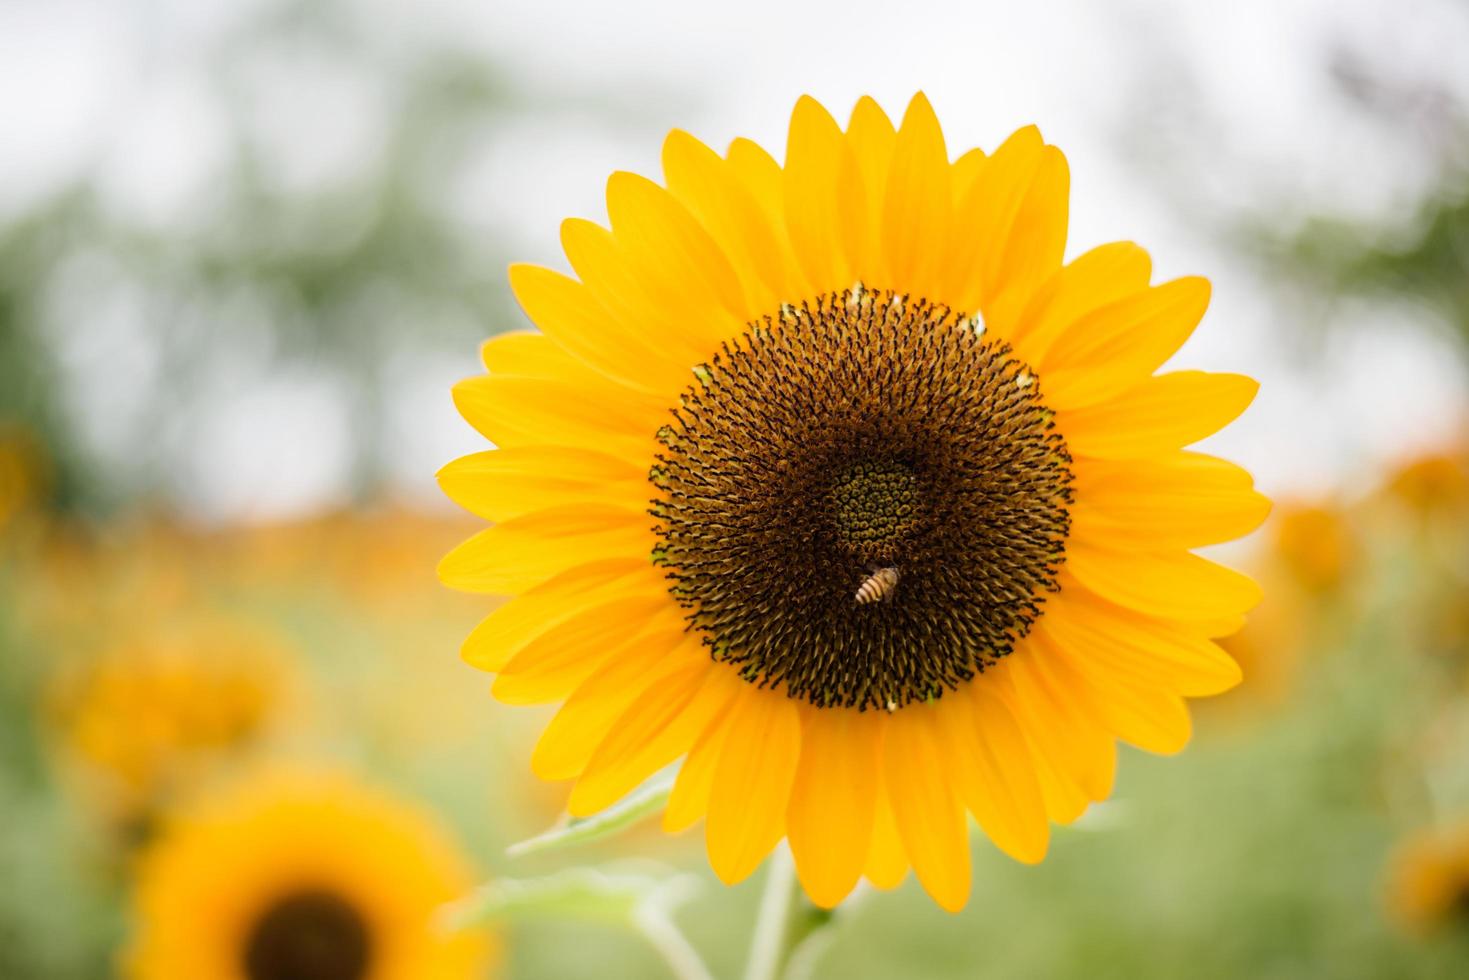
left=635, top=904, right=718, bottom=980
left=743, top=848, right=800, bottom=980
left=634, top=876, right=718, bottom=980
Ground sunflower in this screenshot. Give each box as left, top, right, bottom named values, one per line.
left=46, top=619, right=291, bottom=832
left=1270, top=500, right=1357, bottom=597
left=1206, top=499, right=1352, bottom=718
left=1211, top=590, right=1308, bottom=717
left=127, top=766, right=491, bottom=980
left=1384, top=445, right=1469, bottom=522
left=0, top=422, right=47, bottom=531
left=1387, top=822, right=1469, bottom=936
left=439, top=93, right=1269, bottom=911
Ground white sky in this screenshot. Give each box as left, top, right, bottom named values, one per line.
left=1, top=0, right=1466, bottom=520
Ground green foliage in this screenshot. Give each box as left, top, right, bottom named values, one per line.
left=507, top=777, right=675, bottom=859
left=1271, top=174, right=1469, bottom=350
left=447, top=866, right=695, bottom=930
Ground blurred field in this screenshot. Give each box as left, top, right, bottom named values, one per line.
left=4, top=438, right=1469, bottom=978
left=3, top=1, right=1469, bottom=978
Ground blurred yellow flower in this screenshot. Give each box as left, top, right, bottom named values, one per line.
left=1385, top=447, right=1469, bottom=520
left=221, top=507, right=480, bottom=616
left=440, top=93, right=1267, bottom=911
left=1207, top=500, right=1361, bottom=720
left=1212, top=587, right=1309, bottom=715
left=321, top=507, right=483, bottom=612
left=46, top=619, right=293, bottom=828
left=0, top=422, right=49, bottom=531
left=18, top=518, right=201, bottom=651
left=1270, top=500, right=1358, bottom=596
left=1387, top=822, right=1469, bottom=936
left=127, top=765, right=492, bottom=980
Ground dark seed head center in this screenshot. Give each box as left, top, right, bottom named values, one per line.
left=830, top=458, right=922, bottom=559
left=243, top=889, right=371, bottom=980
left=650, top=287, right=1073, bottom=710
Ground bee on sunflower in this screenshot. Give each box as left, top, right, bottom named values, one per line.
left=439, top=93, right=1269, bottom=911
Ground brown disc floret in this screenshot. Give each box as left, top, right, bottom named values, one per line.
left=651, top=287, right=1073, bottom=710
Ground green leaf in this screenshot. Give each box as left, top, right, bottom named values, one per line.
left=505, top=772, right=674, bottom=858
left=440, top=866, right=677, bottom=931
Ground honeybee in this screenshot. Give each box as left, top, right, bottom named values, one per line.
left=855, top=566, right=900, bottom=605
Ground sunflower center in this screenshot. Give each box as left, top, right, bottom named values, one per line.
left=651, top=287, right=1073, bottom=710
left=830, top=459, right=922, bottom=557
left=243, top=889, right=371, bottom=980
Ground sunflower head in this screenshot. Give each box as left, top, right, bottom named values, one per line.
left=1270, top=500, right=1358, bottom=597
left=1388, top=823, right=1469, bottom=936
left=651, top=288, right=1073, bottom=710
left=126, top=765, right=492, bottom=980
left=440, top=93, right=1268, bottom=911
left=1384, top=446, right=1469, bottom=521
left=0, top=422, right=48, bottom=531
left=46, top=619, right=292, bottom=831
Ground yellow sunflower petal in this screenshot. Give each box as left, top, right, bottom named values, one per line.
left=863, top=776, right=910, bottom=890
left=787, top=707, right=881, bottom=909
left=491, top=596, right=677, bottom=705
left=943, top=685, right=1049, bottom=863
left=844, top=95, right=897, bottom=281
left=1000, top=653, right=1116, bottom=808
left=993, top=655, right=1104, bottom=822
left=783, top=96, right=858, bottom=293
left=726, top=137, right=786, bottom=231
left=663, top=129, right=794, bottom=314
left=1025, top=744, right=1089, bottom=824
left=508, top=263, right=691, bottom=394
left=1042, top=581, right=1244, bottom=697
left=705, top=687, right=802, bottom=885
left=951, top=147, right=987, bottom=201
left=437, top=446, right=648, bottom=523
left=664, top=713, right=732, bottom=834
left=530, top=622, right=693, bottom=780
left=1070, top=451, right=1272, bottom=550
left=560, top=217, right=715, bottom=364
left=479, top=330, right=607, bottom=385
left=883, top=704, right=971, bottom=912
left=1004, top=241, right=1152, bottom=362
left=459, top=559, right=656, bottom=672
left=1064, top=541, right=1262, bottom=621
left=882, top=93, right=951, bottom=300
left=567, top=657, right=734, bottom=816
left=606, top=170, right=751, bottom=325
left=437, top=505, right=655, bottom=595
left=1062, top=371, right=1259, bottom=459
left=974, top=145, right=1069, bottom=326
left=943, top=125, right=1044, bottom=312
left=1033, top=627, right=1194, bottom=754
left=1040, top=276, right=1211, bottom=410
left=451, top=374, right=660, bottom=455
left=1193, top=613, right=1250, bottom=639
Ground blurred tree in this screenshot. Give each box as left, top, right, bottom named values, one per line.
left=0, top=198, right=94, bottom=512
left=0, top=0, right=658, bottom=517
left=1265, top=46, right=1469, bottom=356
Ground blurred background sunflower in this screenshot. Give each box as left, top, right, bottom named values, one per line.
left=2, top=0, right=1469, bottom=977
left=126, top=765, right=492, bottom=980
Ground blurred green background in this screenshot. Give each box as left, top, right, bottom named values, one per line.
left=2, top=0, right=1468, bottom=977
